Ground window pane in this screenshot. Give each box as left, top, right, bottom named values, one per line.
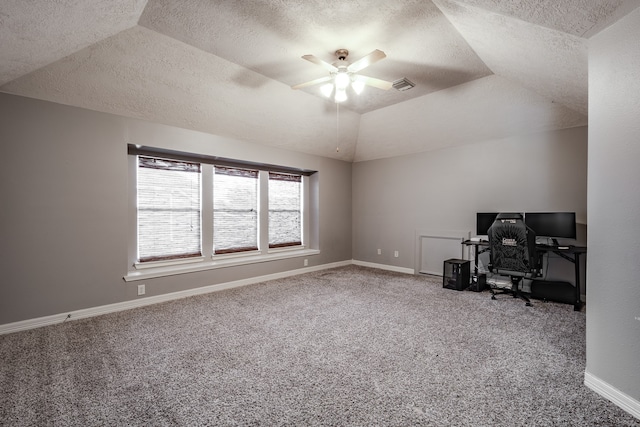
left=137, top=156, right=201, bottom=262
left=214, top=167, right=258, bottom=254
left=269, top=173, right=301, bottom=248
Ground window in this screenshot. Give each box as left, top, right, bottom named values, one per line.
left=127, top=145, right=318, bottom=279
left=269, top=172, right=302, bottom=248
left=214, top=166, right=258, bottom=254
left=137, top=156, right=201, bottom=262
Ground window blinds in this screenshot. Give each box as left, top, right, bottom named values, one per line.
left=268, top=172, right=302, bottom=248
left=137, top=156, right=202, bottom=262
left=213, top=166, right=259, bottom=254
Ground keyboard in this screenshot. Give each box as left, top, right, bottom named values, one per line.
left=536, top=244, right=574, bottom=251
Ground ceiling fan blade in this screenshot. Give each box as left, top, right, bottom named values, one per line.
left=347, top=49, right=387, bottom=73
left=291, top=75, right=332, bottom=90
left=355, top=75, right=393, bottom=90
left=302, top=54, right=338, bottom=73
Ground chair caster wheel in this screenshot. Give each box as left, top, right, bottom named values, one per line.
left=491, top=296, right=496, bottom=300
left=526, top=302, right=532, bottom=307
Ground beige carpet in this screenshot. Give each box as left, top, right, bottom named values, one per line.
left=1, top=265, right=637, bottom=426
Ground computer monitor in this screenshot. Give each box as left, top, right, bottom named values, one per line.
left=476, top=212, right=498, bottom=235
left=524, top=212, right=576, bottom=239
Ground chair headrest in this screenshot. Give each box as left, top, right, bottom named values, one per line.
left=495, top=212, right=523, bottom=220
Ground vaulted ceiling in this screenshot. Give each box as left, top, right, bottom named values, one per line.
left=1, top=1, right=638, bottom=162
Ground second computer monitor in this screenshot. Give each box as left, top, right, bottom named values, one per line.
left=524, top=212, right=576, bottom=239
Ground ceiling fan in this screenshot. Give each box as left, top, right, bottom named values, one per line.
left=291, top=49, right=393, bottom=103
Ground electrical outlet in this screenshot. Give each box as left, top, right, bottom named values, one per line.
left=304, top=259, right=308, bottom=266
left=377, top=249, right=381, bottom=255
left=394, top=250, right=399, bottom=258
left=137, top=284, right=145, bottom=296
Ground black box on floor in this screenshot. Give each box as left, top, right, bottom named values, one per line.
left=443, top=259, right=470, bottom=291
left=469, top=273, right=486, bottom=292
left=530, top=280, right=575, bottom=305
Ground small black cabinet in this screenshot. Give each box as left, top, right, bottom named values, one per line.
left=443, top=259, right=470, bottom=291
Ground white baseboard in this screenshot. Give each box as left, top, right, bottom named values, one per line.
left=584, top=371, right=640, bottom=420
left=0, top=260, right=352, bottom=336
left=418, top=269, right=443, bottom=277
left=352, top=260, right=415, bottom=275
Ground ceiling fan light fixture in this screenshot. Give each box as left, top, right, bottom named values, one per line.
left=320, top=83, right=334, bottom=98
left=352, top=80, right=365, bottom=95
left=334, top=88, right=347, bottom=103
left=334, top=72, right=351, bottom=90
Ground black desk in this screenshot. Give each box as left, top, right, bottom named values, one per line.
left=462, top=240, right=587, bottom=311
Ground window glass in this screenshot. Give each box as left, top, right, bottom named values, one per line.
left=137, top=156, right=201, bottom=262
left=268, top=172, right=302, bottom=248
left=213, top=166, right=259, bottom=254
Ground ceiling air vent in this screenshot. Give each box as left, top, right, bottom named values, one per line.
left=393, top=77, right=415, bottom=91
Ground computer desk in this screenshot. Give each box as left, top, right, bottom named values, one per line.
left=462, top=240, right=587, bottom=311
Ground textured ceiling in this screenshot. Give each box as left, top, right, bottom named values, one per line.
left=138, top=0, right=494, bottom=114
left=0, top=0, right=147, bottom=86
left=0, top=0, right=637, bottom=162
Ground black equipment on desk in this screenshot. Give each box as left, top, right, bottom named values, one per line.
left=487, top=213, right=540, bottom=306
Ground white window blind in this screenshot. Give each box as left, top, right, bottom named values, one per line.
left=213, top=166, right=258, bottom=254
left=137, top=156, right=201, bottom=262
left=268, top=172, right=302, bottom=248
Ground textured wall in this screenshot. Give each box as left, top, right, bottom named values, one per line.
left=0, top=93, right=352, bottom=325
left=587, top=6, right=640, bottom=405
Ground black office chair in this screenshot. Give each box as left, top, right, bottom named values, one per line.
left=487, top=213, right=540, bottom=306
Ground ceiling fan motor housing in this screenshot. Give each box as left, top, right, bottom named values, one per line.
left=333, top=49, right=351, bottom=71
left=335, top=49, right=349, bottom=60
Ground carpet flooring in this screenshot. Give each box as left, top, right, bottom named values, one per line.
left=1, top=265, right=638, bottom=426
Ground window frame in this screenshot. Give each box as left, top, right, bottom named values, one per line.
left=125, top=145, right=318, bottom=281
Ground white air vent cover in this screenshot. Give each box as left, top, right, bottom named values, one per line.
left=393, top=78, right=415, bottom=91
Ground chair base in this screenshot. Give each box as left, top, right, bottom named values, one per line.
left=490, top=276, right=532, bottom=306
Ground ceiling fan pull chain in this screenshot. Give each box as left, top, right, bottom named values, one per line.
left=336, top=103, right=340, bottom=153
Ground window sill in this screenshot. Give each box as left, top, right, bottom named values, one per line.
left=123, top=248, right=320, bottom=282
left=134, top=256, right=206, bottom=270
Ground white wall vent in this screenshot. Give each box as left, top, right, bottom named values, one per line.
left=393, top=78, right=415, bottom=91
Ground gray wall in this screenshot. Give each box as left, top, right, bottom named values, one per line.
left=352, top=126, right=588, bottom=276
left=587, top=7, right=640, bottom=403
left=0, top=93, right=352, bottom=325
